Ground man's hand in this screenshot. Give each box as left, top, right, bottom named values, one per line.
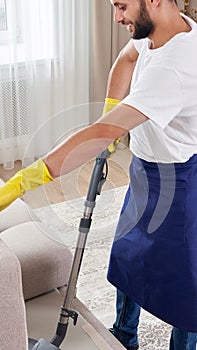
left=0, top=159, right=53, bottom=211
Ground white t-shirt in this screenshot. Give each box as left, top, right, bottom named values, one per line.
left=123, top=14, right=197, bottom=163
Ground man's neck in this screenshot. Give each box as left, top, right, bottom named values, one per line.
left=149, top=12, right=191, bottom=49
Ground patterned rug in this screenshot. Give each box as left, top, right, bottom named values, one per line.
left=34, top=186, right=172, bottom=349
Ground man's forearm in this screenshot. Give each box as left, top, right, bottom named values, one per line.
left=43, top=122, right=126, bottom=179
left=44, top=104, right=147, bottom=179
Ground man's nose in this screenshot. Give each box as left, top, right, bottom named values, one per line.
left=114, top=9, right=124, bottom=23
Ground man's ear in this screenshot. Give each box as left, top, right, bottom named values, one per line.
left=149, top=0, right=161, bottom=8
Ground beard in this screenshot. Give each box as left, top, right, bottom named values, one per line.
left=125, top=0, right=155, bottom=39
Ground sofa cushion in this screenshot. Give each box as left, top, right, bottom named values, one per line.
left=0, top=199, right=40, bottom=232
left=0, top=239, right=28, bottom=349
left=1, top=221, right=72, bottom=300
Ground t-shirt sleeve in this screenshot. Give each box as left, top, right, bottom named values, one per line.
left=122, top=66, right=183, bottom=129
left=133, top=38, right=148, bottom=53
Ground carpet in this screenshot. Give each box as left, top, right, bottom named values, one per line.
left=34, top=185, right=172, bottom=349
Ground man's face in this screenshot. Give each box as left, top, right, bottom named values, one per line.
left=111, top=0, right=155, bottom=39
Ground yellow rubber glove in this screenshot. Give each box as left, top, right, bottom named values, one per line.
left=0, top=159, right=54, bottom=211
left=103, top=97, right=120, bottom=115
left=103, top=98, right=121, bottom=155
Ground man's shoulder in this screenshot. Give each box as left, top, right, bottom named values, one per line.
left=133, top=38, right=149, bottom=53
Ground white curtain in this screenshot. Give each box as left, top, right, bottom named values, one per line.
left=0, top=0, right=90, bottom=169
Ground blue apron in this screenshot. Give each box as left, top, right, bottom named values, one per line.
left=107, top=154, right=197, bottom=332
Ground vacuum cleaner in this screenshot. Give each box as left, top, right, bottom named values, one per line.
left=28, top=140, right=119, bottom=350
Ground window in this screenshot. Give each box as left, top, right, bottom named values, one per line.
left=0, top=0, right=54, bottom=64
left=0, top=0, right=23, bottom=47
left=0, top=0, right=8, bottom=45
left=0, top=0, right=7, bottom=31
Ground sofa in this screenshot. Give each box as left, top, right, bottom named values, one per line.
left=0, top=192, right=125, bottom=350
left=0, top=198, right=73, bottom=349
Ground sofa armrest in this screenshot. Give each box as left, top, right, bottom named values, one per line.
left=0, top=239, right=28, bottom=350
left=0, top=199, right=40, bottom=232
left=1, top=221, right=73, bottom=300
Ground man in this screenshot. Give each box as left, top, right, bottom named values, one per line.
left=0, top=0, right=197, bottom=349
left=105, top=1, right=197, bottom=350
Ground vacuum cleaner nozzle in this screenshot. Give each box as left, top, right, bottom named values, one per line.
left=30, top=338, right=61, bottom=350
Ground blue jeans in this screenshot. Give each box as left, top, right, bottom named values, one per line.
left=112, top=289, right=197, bottom=350
left=112, top=289, right=140, bottom=348
left=169, top=328, right=197, bottom=350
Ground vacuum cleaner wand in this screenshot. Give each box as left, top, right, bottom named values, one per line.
left=30, top=144, right=118, bottom=350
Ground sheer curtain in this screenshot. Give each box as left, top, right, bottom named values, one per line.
left=0, top=0, right=90, bottom=169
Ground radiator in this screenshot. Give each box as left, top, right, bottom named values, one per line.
left=0, top=77, right=30, bottom=141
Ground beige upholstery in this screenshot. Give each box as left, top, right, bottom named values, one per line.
left=0, top=191, right=73, bottom=300
left=0, top=195, right=73, bottom=348
left=0, top=199, right=39, bottom=232
left=1, top=221, right=73, bottom=300
left=0, top=239, right=28, bottom=350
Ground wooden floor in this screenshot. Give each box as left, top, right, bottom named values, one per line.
left=0, top=147, right=132, bottom=209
